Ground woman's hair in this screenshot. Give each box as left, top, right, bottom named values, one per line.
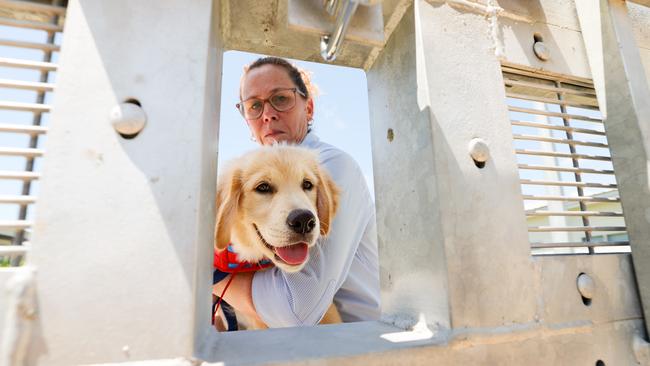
left=241, top=56, right=317, bottom=99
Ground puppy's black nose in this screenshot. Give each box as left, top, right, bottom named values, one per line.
left=287, top=209, right=316, bottom=234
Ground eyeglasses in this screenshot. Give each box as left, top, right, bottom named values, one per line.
left=236, top=88, right=306, bottom=120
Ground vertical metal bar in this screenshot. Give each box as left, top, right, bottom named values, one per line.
left=593, top=0, right=650, bottom=339
left=554, top=81, right=594, bottom=254
left=320, top=0, right=359, bottom=61
left=324, top=0, right=339, bottom=15
left=11, top=0, right=63, bottom=265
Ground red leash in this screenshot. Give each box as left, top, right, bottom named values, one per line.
left=212, top=244, right=273, bottom=326
left=213, top=270, right=238, bottom=325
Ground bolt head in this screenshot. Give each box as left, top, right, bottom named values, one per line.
left=577, top=273, right=595, bottom=299
left=468, top=138, right=490, bottom=163
left=533, top=41, right=550, bottom=61
left=110, top=103, right=146, bottom=136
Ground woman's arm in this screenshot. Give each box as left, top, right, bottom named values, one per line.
left=213, top=272, right=264, bottom=324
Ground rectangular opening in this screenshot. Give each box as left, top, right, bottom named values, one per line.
left=212, top=50, right=379, bottom=332
left=502, top=63, right=630, bottom=256
left=0, top=5, right=63, bottom=267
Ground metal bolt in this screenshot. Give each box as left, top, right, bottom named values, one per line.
left=110, top=102, right=146, bottom=137
left=468, top=138, right=490, bottom=164
left=533, top=41, right=550, bottom=61
left=577, top=273, right=595, bottom=300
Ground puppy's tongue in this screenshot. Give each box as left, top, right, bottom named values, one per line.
left=275, top=243, right=309, bottom=265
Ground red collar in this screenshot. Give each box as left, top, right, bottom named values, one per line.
left=214, top=244, right=273, bottom=273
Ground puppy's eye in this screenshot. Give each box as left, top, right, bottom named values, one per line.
left=302, top=180, right=313, bottom=191
left=255, top=182, right=272, bottom=194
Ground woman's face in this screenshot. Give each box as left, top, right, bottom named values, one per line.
left=240, top=64, right=314, bottom=146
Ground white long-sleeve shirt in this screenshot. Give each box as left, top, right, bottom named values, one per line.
left=251, top=132, right=381, bottom=327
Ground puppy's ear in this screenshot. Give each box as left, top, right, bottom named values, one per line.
left=215, top=166, right=242, bottom=251
left=316, top=167, right=340, bottom=236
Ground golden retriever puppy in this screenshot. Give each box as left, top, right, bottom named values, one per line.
left=214, top=145, right=341, bottom=329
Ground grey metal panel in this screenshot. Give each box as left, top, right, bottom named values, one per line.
left=26, top=0, right=222, bottom=363
left=583, top=0, right=650, bottom=338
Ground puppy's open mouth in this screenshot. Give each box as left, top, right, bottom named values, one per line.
left=253, top=224, right=309, bottom=266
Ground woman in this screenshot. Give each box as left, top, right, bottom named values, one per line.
left=214, top=56, right=380, bottom=327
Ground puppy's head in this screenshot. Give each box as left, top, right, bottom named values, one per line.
left=215, top=146, right=339, bottom=272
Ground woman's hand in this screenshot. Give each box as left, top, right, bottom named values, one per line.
left=213, top=272, right=265, bottom=326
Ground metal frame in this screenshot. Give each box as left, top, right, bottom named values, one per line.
left=0, top=0, right=648, bottom=364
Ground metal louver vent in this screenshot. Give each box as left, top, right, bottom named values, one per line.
left=502, top=63, right=630, bottom=256
left=0, top=0, right=66, bottom=267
